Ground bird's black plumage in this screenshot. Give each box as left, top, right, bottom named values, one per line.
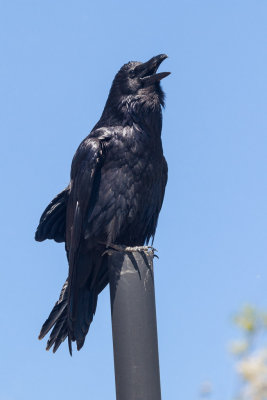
left=36, top=54, right=170, bottom=353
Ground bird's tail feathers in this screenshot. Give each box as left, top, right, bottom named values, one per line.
left=38, top=279, right=99, bottom=354
left=38, top=279, right=68, bottom=353
left=68, top=286, right=98, bottom=354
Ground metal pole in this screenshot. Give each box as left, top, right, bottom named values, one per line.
left=108, top=249, right=161, bottom=400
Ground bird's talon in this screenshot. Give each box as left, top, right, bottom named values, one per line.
left=101, top=243, right=157, bottom=255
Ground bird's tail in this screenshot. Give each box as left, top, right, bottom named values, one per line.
left=68, top=286, right=98, bottom=353
left=38, top=279, right=99, bottom=354
left=38, top=280, right=69, bottom=352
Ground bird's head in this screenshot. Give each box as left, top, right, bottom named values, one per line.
left=103, top=54, right=170, bottom=117
left=115, top=53, right=170, bottom=96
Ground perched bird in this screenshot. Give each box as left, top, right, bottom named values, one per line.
left=35, top=54, right=170, bottom=354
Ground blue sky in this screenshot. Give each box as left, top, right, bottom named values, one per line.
left=1, top=1, right=266, bottom=399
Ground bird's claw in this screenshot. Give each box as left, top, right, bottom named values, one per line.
left=100, top=243, right=158, bottom=257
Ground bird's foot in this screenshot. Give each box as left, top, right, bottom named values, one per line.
left=102, top=243, right=158, bottom=257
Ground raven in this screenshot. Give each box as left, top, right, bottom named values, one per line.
left=35, top=54, right=170, bottom=354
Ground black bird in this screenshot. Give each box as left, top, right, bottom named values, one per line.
left=35, top=54, right=170, bottom=354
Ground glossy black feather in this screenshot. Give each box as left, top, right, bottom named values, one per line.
left=36, top=54, right=169, bottom=353
left=35, top=186, right=70, bottom=242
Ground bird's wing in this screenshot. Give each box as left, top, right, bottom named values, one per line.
left=65, top=137, right=106, bottom=351
left=66, top=137, right=105, bottom=253
left=160, top=157, right=168, bottom=210
left=35, top=186, right=70, bottom=243
left=145, top=156, right=168, bottom=243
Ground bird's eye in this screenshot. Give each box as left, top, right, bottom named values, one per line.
left=129, top=69, right=135, bottom=79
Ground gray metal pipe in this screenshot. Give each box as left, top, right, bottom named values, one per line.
left=108, top=249, right=161, bottom=400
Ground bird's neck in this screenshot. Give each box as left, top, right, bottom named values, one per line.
left=96, top=95, right=163, bottom=135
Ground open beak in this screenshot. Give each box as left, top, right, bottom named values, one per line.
left=135, top=54, right=170, bottom=86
